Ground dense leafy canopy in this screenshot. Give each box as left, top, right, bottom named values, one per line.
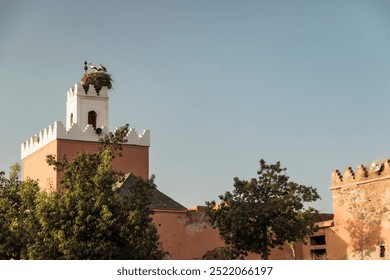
left=0, top=125, right=164, bottom=259
left=206, top=159, right=320, bottom=259
left=0, top=164, right=40, bottom=259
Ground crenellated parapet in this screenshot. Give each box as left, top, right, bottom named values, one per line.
left=67, top=83, right=109, bottom=99
left=331, top=160, right=390, bottom=189
left=21, top=121, right=150, bottom=159
left=125, top=128, right=150, bottom=146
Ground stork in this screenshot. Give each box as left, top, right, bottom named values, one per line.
left=89, top=63, right=98, bottom=71
left=98, top=64, right=107, bottom=72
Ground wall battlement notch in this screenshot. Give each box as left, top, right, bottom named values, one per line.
left=67, top=83, right=109, bottom=99
left=331, top=160, right=390, bottom=188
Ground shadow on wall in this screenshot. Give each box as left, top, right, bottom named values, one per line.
left=345, top=218, right=383, bottom=259
left=343, top=188, right=386, bottom=260
left=335, top=184, right=388, bottom=260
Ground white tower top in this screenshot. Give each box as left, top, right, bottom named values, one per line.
left=66, top=83, right=109, bottom=131
left=21, top=65, right=150, bottom=160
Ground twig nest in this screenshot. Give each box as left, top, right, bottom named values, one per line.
left=81, top=72, right=113, bottom=92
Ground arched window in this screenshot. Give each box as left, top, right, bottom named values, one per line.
left=70, top=113, right=73, bottom=126
left=88, top=111, right=97, bottom=129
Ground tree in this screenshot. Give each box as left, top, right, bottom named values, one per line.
left=206, top=159, right=320, bottom=260
left=0, top=164, right=40, bottom=259
left=27, top=124, right=165, bottom=259
left=0, top=125, right=164, bottom=259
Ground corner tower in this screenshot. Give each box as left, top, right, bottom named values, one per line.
left=330, top=160, right=390, bottom=259
left=21, top=63, right=150, bottom=191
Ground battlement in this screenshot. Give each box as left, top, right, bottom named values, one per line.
left=67, top=83, right=109, bottom=99
left=21, top=121, right=150, bottom=159
left=331, top=159, right=390, bottom=189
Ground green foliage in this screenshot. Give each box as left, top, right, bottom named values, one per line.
left=206, top=159, right=320, bottom=260
left=117, top=174, right=163, bottom=259
left=0, top=164, right=40, bottom=259
left=0, top=125, right=164, bottom=259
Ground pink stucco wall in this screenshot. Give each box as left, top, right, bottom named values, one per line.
left=22, top=139, right=149, bottom=191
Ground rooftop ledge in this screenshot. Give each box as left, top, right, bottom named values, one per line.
left=21, top=121, right=150, bottom=159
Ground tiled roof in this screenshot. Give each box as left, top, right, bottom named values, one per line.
left=314, top=213, right=334, bottom=223
left=118, top=174, right=187, bottom=211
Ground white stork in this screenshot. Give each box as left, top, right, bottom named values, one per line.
left=98, top=64, right=107, bottom=72
left=89, top=63, right=98, bottom=71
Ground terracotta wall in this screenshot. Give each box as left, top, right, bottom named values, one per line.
left=329, top=162, right=390, bottom=260
left=153, top=209, right=225, bottom=259
left=152, top=208, right=296, bottom=260
left=57, top=139, right=149, bottom=179
left=22, top=140, right=58, bottom=192
left=22, top=139, right=149, bottom=191
left=332, top=182, right=390, bottom=259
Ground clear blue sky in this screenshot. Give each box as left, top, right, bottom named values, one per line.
left=2, top=0, right=390, bottom=212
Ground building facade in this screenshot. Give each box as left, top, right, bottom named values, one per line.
left=20, top=69, right=232, bottom=260
left=20, top=67, right=390, bottom=260
left=296, top=161, right=390, bottom=260
left=21, top=82, right=150, bottom=191
left=328, top=161, right=390, bottom=259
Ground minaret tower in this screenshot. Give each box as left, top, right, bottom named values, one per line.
left=65, top=61, right=109, bottom=131
left=21, top=62, right=150, bottom=191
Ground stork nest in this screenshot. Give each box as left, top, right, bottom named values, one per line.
left=81, top=71, right=113, bottom=93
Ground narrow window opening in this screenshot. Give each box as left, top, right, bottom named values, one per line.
left=380, top=245, right=385, bottom=258
left=310, top=235, right=326, bottom=246
left=70, top=113, right=73, bottom=126
left=310, top=249, right=327, bottom=260
left=88, top=111, right=97, bottom=129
